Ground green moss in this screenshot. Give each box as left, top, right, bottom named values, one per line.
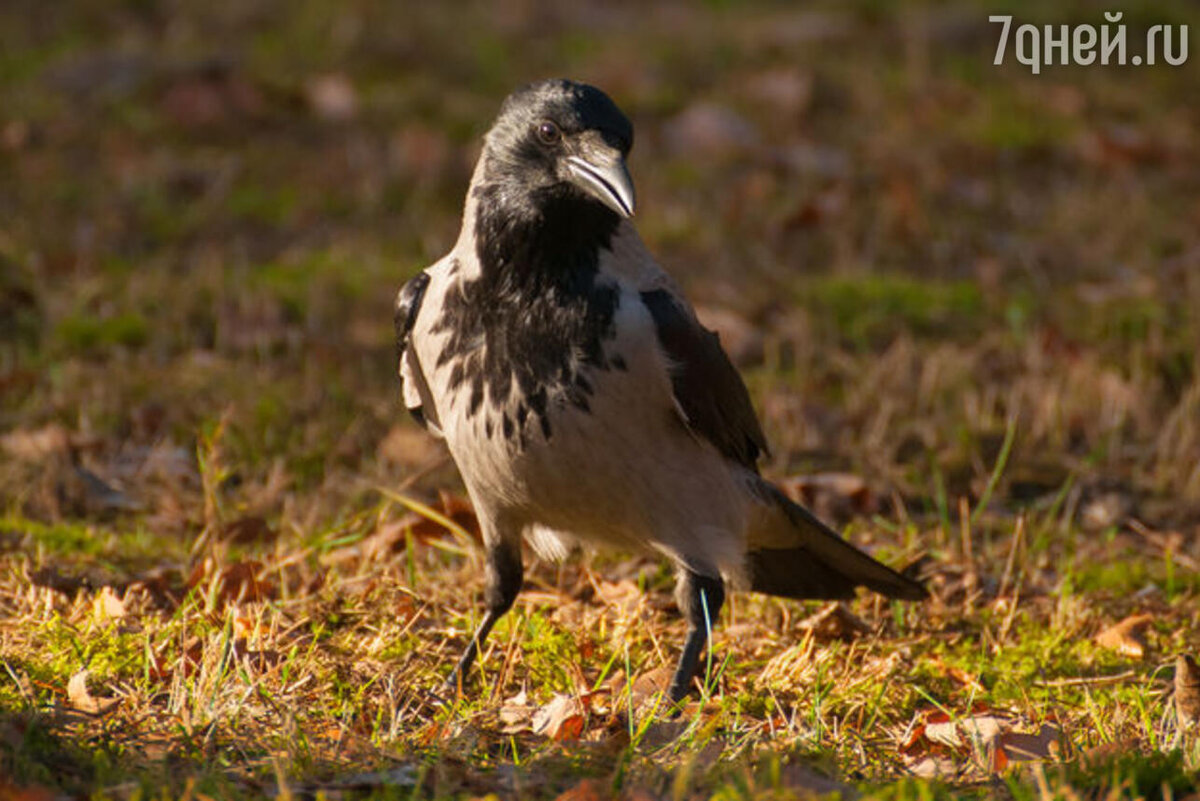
left=226, top=183, right=300, bottom=227
left=955, top=88, right=1078, bottom=151
left=800, top=274, right=985, bottom=346
left=54, top=311, right=149, bottom=352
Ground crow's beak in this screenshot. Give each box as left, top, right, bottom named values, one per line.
left=566, top=151, right=635, bottom=218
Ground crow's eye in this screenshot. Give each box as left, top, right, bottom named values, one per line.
left=536, top=120, right=561, bottom=145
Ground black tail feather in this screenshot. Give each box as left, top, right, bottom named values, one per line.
left=748, top=483, right=928, bottom=602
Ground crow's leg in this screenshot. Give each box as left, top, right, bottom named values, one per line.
left=446, top=536, right=522, bottom=694
left=668, top=568, right=725, bottom=703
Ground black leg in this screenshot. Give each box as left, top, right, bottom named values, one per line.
left=668, top=569, right=725, bottom=703
left=446, top=537, right=522, bottom=694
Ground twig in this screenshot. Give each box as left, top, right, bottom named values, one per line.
left=997, top=514, right=1025, bottom=599
left=1034, top=670, right=1137, bottom=688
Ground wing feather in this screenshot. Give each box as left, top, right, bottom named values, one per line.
left=640, top=289, right=768, bottom=471
left=395, top=272, right=432, bottom=429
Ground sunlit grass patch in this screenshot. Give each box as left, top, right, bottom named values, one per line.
left=797, top=274, right=986, bottom=347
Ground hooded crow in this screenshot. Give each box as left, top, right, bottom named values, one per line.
left=396, top=79, right=926, bottom=702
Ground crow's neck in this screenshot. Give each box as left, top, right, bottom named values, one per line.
left=432, top=178, right=622, bottom=441
left=468, top=179, right=619, bottom=299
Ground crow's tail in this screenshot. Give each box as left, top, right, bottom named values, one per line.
left=746, top=481, right=927, bottom=601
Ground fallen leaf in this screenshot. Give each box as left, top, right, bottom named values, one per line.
left=796, top=602, right=871, bottom=641
left=127, top=567, right=186, bottom=609
left=1079, top=491, right=1133, bottom=531
left=1175, top=654, right=1200, bottom=727
left=93, top=586, right=126, bottom=621
left=553, top=779, right=607, bottom=801
left=744, top=68, right=813, bottom=117
left=325, top=491, right=482, bottom=566
left=662, top=103, right=759, bottom=159
left=218, top=516, right=276, bottom=546
left=903, top=708, right=1062, bottom=776
left=378, top=424, right=445, bottom=471
left=1077, top=739, right=1142, bottom=767
left=159, top=65, right=263, bottom=127
left=498, top=690, right=536, bottom=733
left=999, top=724, right=1063, bottom=763
left=1, top=120, right=32, bottom=151
left=908, top=755, right=958, bottom=779
left=776, top=763, right=857, bottom=799
left=187, top=559, right=276, bottom=606
left=0, top=423, right=71, bottom=462
left=922, top=716, right=963, bottom=749
left=306, top=73, right=358, bottom=121
left=436, top=491, right=482, bottom=542
left=780, top=473, right=877, bottom=521
left=1095, top=614, right=1154, bottom=658
left=0, top=780, right=56, bottom=801
left=694, top=305, right=764, bottom=368
left=67, top=669, right=118, bottom=715
left=531, top=694, right=587, bottom=742
left=606, top=665, right=673, bottom=712
left=389, top=125, right=454, bottom=182
left=402, top=492, right=482, bottom=545
left=929, top=656, right=985, bottom=693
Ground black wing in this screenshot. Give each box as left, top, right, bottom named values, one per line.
left=641, top=289, right=768, bottom=471
left=395, top=272, right=431, bottom=428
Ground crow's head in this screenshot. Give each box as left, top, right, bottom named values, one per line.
left=480, top=79, right=635, bottom=222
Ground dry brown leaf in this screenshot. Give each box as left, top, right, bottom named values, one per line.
left=796, top=602, right=872, bottom=641
left=531, top=694, right=587, bottom=742
left=498, top=690, right=536, bottom=733
left=553, top=778, right=663, bottom=801
left=377, top=424, right=445, bottom=471
left=67, top=669, right=118, bottom=715
left=907, top=755, right=958, bottom=779
left=436, top=490, right=482, bottom=542
left=1175, top=654, right=1200, bottom=727
left=662, top=103, right=759, bottom=159
left=929, top=656, right=985, bottom=693
left=401, top=492, right=482, bottom=545
left=1094, top=614, right=1154, bottom=658
left=0, top=780, right=56, bottom=801
left=219, top=516, right=276, bottom=546
left=0, top=423, right=71, bottom=462
left=903, top=708, right=1062, bottom=775
left=606, top=665, right=673, bottom=712
left=187, top=559, right=276, bottom=607
left=306, top=74, right=358, bottom=121
left=389, top=124, right=454, bottom=181
left=779, top=472, right=877, bottom=521
left=321, top=495, right=479, bottom=568
left=694, top=305, right=764, bottom=367
left=775, top=763, right=856, bottom=798
left=1078, top=738, right=1142, bottom=767
left=159, top=67, right=263, bottom=128
left=999, top=724, right=1064, bottom=763
left=553, top=779, right=607, bottom=801
left=744, top=68, right=813, bottom=116
left=93, top=586, right=126, bottom=621
left=127, top=567, right=185, bottom=609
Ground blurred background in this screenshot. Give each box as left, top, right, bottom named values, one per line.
left=2, top=0, right=1199, bottom=553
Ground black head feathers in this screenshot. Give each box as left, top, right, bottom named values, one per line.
left=489, top=79, right=633, bottom=156
left=472, top=79, right=638, bottom=271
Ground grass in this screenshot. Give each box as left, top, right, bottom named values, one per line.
left=3, top=0, right=1200, bottom=798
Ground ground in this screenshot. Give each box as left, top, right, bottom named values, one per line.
left=2, top=0, right=1200, bottom=798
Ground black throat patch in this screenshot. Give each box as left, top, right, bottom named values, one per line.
left=431, top=181, right=624, bottom=445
